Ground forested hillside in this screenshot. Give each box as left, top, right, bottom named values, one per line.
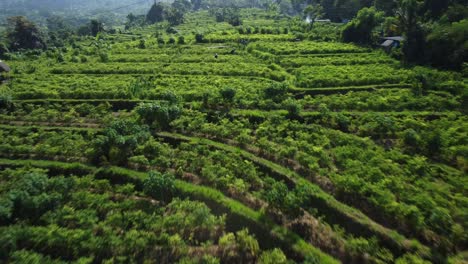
left=0, top=0, right=466, bottom=263
left=0, top=0, right=154, bottom=28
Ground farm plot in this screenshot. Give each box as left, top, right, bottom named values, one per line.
left=0, top=9, right=466, bottom=264
left=250, top=41, right=370, bottom=55
left=293, top=64, right=412, bottom=88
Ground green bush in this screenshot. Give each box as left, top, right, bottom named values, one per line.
left=143, top=171, right=176, bottom=203
left=342, top=7, right=384, bottom=45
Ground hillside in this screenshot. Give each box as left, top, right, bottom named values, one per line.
left=0, top=7, right=467, bottom=264
left=0, top=0, right=153, bottom=28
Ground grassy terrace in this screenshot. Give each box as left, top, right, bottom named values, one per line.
left=0, top=158, right=338, bottom=264
left=1, top=7, right=466, bottom=264
left=155, top=132, right=431, bottom=258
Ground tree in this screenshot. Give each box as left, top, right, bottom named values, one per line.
left=125, top=13, right=146, bottom=30
left=258, top=249, right=287, bottom=264
left=147, top=2, right=165, bottom=24
left=264, top=82, right=288, bottom=103
left=135, top=102, right=181, bottom=130
left=425, top=130, right=444, bottom=156
left=235, top=229, right=260, bottom=262
left=90, top=120, right=150, bottom=165
left=427, top=207, right=454, bottom=236
left=195, top=33, right=205, bottom=43
left=138, top=39, right=146, bottom=49
left=326, top=0, right=361, bottom=21
left=225, top=7, right=242, bottom=26
left=212, top=8, right=242, bottom=26
left=90, top=20, right=104, bottom=37
left=303, top=4, right=324, bottom=29
left=426, top=19, right=467, bottom=70
left=290, top=0, right=305, bottom=14
left=172, top=0, right=192, bottom=13
left=6, top=16, right=46, bottom=50
left=342, top=7, right=384, bottom=45
left=166, top=7, right=186, bottom=26
left=396, top=0, right=425, bottom=63
left=0, top=43, right=9, bottom=59
left=46, top=16, right=72, bottom=47
left=0, top=170, right=72, bottom=224
left=128, top=76, right=154, bottom=98
left=191, top=0, right=203, bottom=10
left=374, top=0, right=397, bottom=15
left=265, top=181, right=289, bottom=210
left=422, top=0, right=451, bottom=18
left=220, top=87, right=236, bottom=104
left=283, top=98, right=302, bottom=119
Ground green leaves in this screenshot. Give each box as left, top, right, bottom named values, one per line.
left=0, top=169, right=73, bottom=224
left=220, top=87, right=236, bottom=103
left=342, top=7, right=385, bottom=45
left=143, top=171, right=176, bottom=203
left=135, top=102, right=181, bottom=130
left=91, top=120, right=150, bottom=165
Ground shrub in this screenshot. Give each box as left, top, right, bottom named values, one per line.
left=258, top=249, right=287, bottom=264
left=342, top=7, right=384, bottom=45
left=135, top=102, right=181, bottom=130
left=138, top=39, right=146, bottom=49
left=166, top=27, right=178, bottom=34
left=98, top=52, right=109, bottom=62
left=143, top=171, right=176, bottom=203
left=283, top=98, right=302, bottom=119
left=177, top=36, right=185, bottom=44
left=0, top=92, right=13, bottom=110
left=56, top=53, right=65, bottom=63
left=264, top=83, right=288, bottom=103
left=70, top=56, right=80, bottom=63
left=90, top=120, right=150, bottom=165
left=195, top=33, right=204, bottom=43
left=0, top=42, right=9, bottom=58
left=220, top=87, right=236, bottom=103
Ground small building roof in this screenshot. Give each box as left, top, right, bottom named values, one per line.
left=381, top=39, right=395, bottom=47
left=0, top=61, right=10, bottom=72
left=315, top=19, right=331, bottom=22
left=383, top=36, right=404, bottom=41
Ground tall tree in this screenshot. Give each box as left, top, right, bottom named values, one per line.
left=426, top=19, right=467, bottom=69
left=191, top=0, right=203, bottom=10
left=166, top=7, right=186, bottom=26
left=396, top=0, right=425, bottom=63
left=46, top=16, right=72, bottom=47
left=374, top=0, right=397, bottom=15
left=90, top=20, right=104, bottom=37
left=6, top=16, right=46, bottom=50
left=147, top=2, right=165, bottom=24
left=342, top=7, right=384, bottom=45
left=172, top=0, right=192, bottom=12
left=304, top=4, right=324, bottom=28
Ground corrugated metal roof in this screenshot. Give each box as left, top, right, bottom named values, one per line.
left=383, top=36, right=404, bottom=41
left=381, top=40, right=394, bottom=47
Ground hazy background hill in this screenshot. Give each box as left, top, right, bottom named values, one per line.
left=0, top=0, right=153, bottom=11
left=0, top=0, right=155, bottom=28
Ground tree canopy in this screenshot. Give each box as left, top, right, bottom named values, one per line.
left=6, top=16, right=46, bottom=50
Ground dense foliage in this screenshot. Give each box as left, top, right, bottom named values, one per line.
left=0, top=3, right=466, bottom=264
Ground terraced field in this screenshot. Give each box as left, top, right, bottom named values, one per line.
left=0, top=9, right=467, bottom=264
